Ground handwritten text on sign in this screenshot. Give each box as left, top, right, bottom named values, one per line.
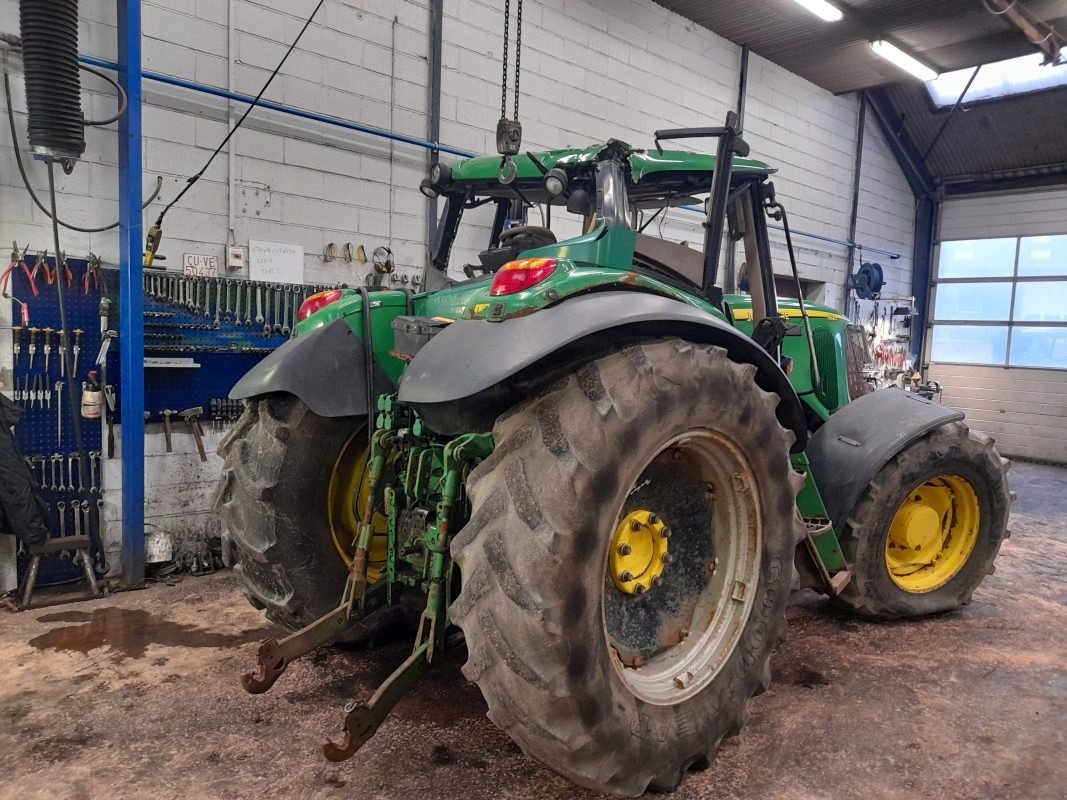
left=182, top=253, right=219, bottom=277
left=249, top=240, right=304, bottom=284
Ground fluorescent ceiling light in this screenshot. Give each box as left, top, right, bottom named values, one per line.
left=870, top=40, right=938, bottom=82
left=789, top=0, right=843, bottom=22
left=926, top=52, right=1067, bottom=106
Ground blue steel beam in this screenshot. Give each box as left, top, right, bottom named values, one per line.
left=117, top=1, right=145, bottom=586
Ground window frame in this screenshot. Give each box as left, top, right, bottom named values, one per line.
left=929, top=234, right=1067, bottom=371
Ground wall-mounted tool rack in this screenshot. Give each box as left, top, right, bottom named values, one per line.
left=140, top=272, right=337, bottom=427
left=6, top=253, right=110, bottom=589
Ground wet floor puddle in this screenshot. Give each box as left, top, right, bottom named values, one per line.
left=28, top=607, right=273, bottom=659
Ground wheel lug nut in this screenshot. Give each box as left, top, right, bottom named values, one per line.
left=617, top=543, right=632, bottom=556
left=648, top=513, right=658, bottom=525
left=661, top=527, right=671, bottom=539
left=630, top=520, right=642, bottom=532
left=620, top=570, right=634, bottom=582
left=661, top=553, right=672, bottom=565
left=634, top=584, right=646, bottom=595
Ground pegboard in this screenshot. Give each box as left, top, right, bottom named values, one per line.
left=140, top=273, right=333, bottom=424
left=7, top=254, right=107, bottom=586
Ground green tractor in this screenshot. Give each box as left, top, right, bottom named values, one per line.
left=214, top=115, right=1011, bottom=795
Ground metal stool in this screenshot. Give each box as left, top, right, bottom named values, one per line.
left=19, top=535, right=100, bottom=609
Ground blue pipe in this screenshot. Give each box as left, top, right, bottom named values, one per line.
left=115, top=8, right=145, bottom=585
left=79, top=55, right=473, bottom=159
left=80, top=55, right=900, bottom=260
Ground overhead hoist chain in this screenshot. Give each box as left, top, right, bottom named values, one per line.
left=496, top=0, right=524, bottom=182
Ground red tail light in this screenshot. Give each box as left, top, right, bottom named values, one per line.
left=298, top=289, right=344, bottom=321
left=489, top=258, right=558, bottom=296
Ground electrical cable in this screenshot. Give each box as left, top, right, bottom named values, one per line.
left=46, top=160, right=107, bottom=576
left=4, top=70, right=162, bottom=232
left=79, top=62, right=127, bottom=126
left=153, top=0, right=326, bottom=229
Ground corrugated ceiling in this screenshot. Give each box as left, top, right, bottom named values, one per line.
left=656, top=0, right=1067, bottom=188
left=656, top=0, right=1067, bottom=94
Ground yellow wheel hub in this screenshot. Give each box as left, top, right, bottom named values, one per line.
left=327, top=431, right=388, bottom=583
left=610, top=510, right=671, bottom=596
left=885, top=474, right=980, bottom=593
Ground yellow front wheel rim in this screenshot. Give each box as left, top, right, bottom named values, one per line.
left=327, top=431, right=388, bottom=582
left=885, top=474, right=980, bottom=593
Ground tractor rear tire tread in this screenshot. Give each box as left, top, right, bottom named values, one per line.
left=215, top=395, right=355, bottom=634
left=451, top=338, right=804, bottom=796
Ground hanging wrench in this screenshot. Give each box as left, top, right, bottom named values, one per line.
left=214, top=278, right=222, bottom=327
left=272, top=285, right=282, bottom=334
left=256, top=283, right=265, bottom=325
left=203, top=278, right=213, bottom=318
left=224, top=280, right=233, bottom=324
left=89, top=450, right=100, bottom=494
left=282, top=285, right=292, bottom=336
left=292, top=287, right=301, bottom=328
left=234, top=280, right=243, bottom=326
left=73, top=500, right=82, bottom=538
left=244, top=283, right=253, bottom=326
left=57, top=502, right=67, bottom=538
left=193, top=279, right=201, bottom=313
left=81, top=501, right=91, bottom=538
left=67, top=454, right=79, bottom=493
left=262, top=284, right=273, bottom=335
left=50, top=454, right=61, bottom=492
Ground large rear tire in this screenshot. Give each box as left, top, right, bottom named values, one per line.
left=833, top=421, right=1011, bottom=620
left=214, top=396, right=363, bottom=631
left=450, top=339, right=805, bottom=796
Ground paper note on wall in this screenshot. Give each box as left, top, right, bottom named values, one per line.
left=249, top=240, right=304, bottom=284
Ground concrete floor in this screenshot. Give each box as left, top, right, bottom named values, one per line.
left=1, top=461, right=1065, bottom=800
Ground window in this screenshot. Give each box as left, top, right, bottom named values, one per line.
left=930, top=234, right=1067, bottom=369
left=926, top=53, right=1067, bottom=107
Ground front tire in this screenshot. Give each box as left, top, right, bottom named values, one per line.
left=833, top=421, right=1011, bottom=620
left=449, top=339, right=805, bottom=796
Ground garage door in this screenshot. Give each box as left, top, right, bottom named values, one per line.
left=926, top=188, right=1067, bottom=464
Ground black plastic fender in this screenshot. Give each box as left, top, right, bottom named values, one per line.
left=806, top=387, right=964, bottom=532
left=398, top=290, right=807, bottom=450
left=229, top=318, right=392, bottom=417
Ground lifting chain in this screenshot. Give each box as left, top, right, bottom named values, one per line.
left=496, top=0, right=524, bottom=181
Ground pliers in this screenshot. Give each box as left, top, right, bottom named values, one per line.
left=83, top=253, right=109, bottom=296
left=1, top=242, right=38, bottom=298
left=30, top=249, right=54, bottom=286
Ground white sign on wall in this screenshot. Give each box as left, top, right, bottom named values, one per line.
left=249, top=240, right=304, bottom=284
left=182, top=253, right=219, bottom=277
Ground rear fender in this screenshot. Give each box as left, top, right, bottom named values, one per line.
left=398, top=290, right=807, bottom=450
left=806, top=388, right=964, bottom=531
left=229, top=318, right=393, bottom=417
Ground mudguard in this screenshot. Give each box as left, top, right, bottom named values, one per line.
left=398, top=290, right=807, bottom=450
left=229, top=318, right=392, bottom=417
left=806, top=387, right=964, bottom=531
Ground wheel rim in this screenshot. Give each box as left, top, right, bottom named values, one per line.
left=327, top=430, right=388, bottom=582
left=885, top=474, right=980, bottom=593
left=602, top=429, right=762, bottom=705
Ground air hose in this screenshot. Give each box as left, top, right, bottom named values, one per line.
left=19, top=0, right=84, bottom=166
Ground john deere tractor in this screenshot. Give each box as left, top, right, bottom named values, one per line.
left=214, top=115, right=1010, bottom=795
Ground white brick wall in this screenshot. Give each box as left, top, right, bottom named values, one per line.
left=1, top=0, right=918, bottom=558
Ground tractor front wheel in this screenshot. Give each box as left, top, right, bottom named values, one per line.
left=450, top=339, right=805, bottom=796
left=833, top=421, right=1011, bottom=620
